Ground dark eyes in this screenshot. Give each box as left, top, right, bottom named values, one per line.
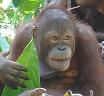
left=64, top=35, right=71, bottom=41
left=52, top=36, right=58, bottom=41
left=51, top=35, right=58, bottom=41
left=49, top=34, right=71, bottom=43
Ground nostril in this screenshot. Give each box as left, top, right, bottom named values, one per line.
left=57, top=46, right=66, bottom=51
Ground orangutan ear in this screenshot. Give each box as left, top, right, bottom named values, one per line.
left=32, top=25, right=37, bottom=37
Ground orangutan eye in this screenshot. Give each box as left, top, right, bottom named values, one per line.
left=64, top=34, right=71, bottom=40
left=51, top=35, right=58, bottom=41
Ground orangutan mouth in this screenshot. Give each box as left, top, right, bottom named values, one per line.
left=51, top=57, right=70, bottom=62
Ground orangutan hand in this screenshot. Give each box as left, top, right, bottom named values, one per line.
left=0, top=56, right=29, bottom=89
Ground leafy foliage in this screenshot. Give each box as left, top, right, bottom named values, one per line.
left=0, top=0, right=44, bottom=29
left=0, top=36, right=10, bottom=52
left=2, top=37, right=40, bottom=96
left=12, top=0, right=43, bottom=16
left=12, top=0, right=22, bottom=8
left=0, top=0, right=2, bottom=3
left=1, top=1, right=45, bottom=95
left=0, top=0, right=45, bottom=51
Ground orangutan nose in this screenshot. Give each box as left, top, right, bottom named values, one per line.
left=57, top=45, right=66, bottom=51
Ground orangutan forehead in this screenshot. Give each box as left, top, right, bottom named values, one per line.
left=46, top=19, right=73, bottom=31
left=37, top=9, right=73, bottom=28
left=44, top=9, right=69, bottom=20
left=38, top=19, right=73, bottom=33
left=38, top=9, right=71, bottom=24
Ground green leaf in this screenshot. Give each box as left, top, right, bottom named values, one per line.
left=23, top=13, right=33, bottom=23
left=0, top=36, right=10, bottom=52
left=10, top=7, right=20, bottom=27
left=0, top=0, right=2, bottom=3
left=12, top=0, right=40, bottom=12
left=40, top=0, right=46, bottom=6
left=2, top=37, right=40, bottom=96
left=12, top=0, right=22, bottom=8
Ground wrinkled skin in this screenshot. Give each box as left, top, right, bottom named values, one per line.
left=0, top=55, right=29, bottom=89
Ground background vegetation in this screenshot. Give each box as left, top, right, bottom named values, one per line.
left=0, top=0, right=45, bottom=95
left=0, top=0, right=45, bottom=52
